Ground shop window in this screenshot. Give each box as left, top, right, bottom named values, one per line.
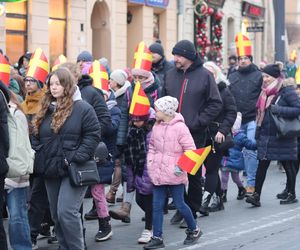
left=153, top=13, right=159, bottom=41
left=5, top=1, right=27, bottom=64
left=49, top=0, right=67, bottom=64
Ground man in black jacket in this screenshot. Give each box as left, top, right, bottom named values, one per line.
left=162, top=40, right=222, bottom=222
left=0, top=80, right=10, bottom=250
left=228, top=53, right=263, bottom=196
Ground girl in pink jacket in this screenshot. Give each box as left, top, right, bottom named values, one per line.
left=144, top=96, right=202, bottom=250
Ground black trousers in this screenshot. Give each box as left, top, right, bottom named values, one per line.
left=283, top=160, right=299, bottom=195
left=135, top=191, right=153, bottom=230
left=0, top=174, right=7, bottom=250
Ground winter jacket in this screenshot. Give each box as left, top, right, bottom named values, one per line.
left=162, top=56, right=222, bottom=145
left=151, top=58, right=174, bottom=88
left=35, top=100, right=101, bottom=178
left=209, top=81, right=237, bottom=136
left=221, top=131, right=256, bottom=171
left=78, top=75, right=111, bottom=137
left=228, top=63, right=263, bottom=124
left=113, top=81, right=131, bottom=107
left=126, top=130, right=153, bottom=195
left=285, top=63, right=297, bottom=78
left=256, top=85, right=300, bottom=161
left=147, top=113, right=196, bottom=186
left=0, top=81, right=10, bottom=175
left=116, top=80, right=160, bottom=146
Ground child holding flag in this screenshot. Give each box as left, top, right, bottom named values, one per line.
left=145, top=96, right=202, bottom=250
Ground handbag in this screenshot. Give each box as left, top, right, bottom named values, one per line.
left=271, top=112, right=300, bottom=138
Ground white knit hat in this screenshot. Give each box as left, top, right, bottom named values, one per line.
left=154, top=96, right=179, bottom=117
left=110, top=69, right=128, bottom=86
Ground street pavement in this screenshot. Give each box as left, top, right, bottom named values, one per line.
left=5, top=162, right=300, bottom=250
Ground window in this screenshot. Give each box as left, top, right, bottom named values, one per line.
left=49, top=0, right=67, bottom=65
left=5, top=1, right=27, bottom=64
left=153, top=13, right=159, bottom=41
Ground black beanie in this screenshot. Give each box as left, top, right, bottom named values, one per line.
left=172, top=40, right=197, bottom=61
left=149, top=42, right=164, bottom=57
left=262, top=64, right=281, bottom=78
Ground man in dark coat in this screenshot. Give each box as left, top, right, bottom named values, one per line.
left=162, top=40, right=223, bottom=221
left=0, top=80, right=10, bottom=249
left=228, top=53, right=263, bottom=196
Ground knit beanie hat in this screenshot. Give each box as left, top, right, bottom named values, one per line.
left=262, top=63, right=281, bottom=78
left=154, top=96, right=179, bottom=117
left=110, top=69, right=128, bottom=86
left=77, top=51, right=93, bottom=63
left=149, top=42, right=164, bottom=57
left=172, top=40, right=197, bottom=61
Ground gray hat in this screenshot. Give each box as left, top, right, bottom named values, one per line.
left=154, top=96, right=179, bottom=117
left=110, top=69, right=128, bottom=86
left=77, top=51, right=93, bottom=63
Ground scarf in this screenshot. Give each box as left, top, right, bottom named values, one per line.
left=21, top=89, right=45, bottom=115
left=141, top=72, right=155, bottom=90
left=114, top=81, right=131, bottom=99
left=124, top=126, right=148, bottom=176
left=256, top=78, right=282, bottom=126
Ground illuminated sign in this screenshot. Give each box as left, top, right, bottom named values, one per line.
left=242, top=1, right=265, bottom=19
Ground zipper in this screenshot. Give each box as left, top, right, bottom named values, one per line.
left=178, top=77, right=189, bottom=113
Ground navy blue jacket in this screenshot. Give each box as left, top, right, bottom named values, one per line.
left=256, top=85, right=300, bottom=161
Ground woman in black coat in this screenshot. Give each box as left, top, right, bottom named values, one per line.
left=32, top=68, right=101, bottom=250
left=199, top=62, right=237, bottom=216
left=246, top=63, right=300, bottom=207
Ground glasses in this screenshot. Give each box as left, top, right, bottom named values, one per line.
left=24, top=78, right=37, bottom=85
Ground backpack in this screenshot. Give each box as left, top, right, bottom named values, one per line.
left=0, top=91, right=35, bottom=178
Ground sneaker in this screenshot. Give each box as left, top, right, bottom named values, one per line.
left=167, top=201, right=176, bottom=210
left=48, top=235, right=58, bottom=244
left=32, top=240, right=38, bottom=250
left=95, top=217, right=113, bottom=242
left=276, top=188, right=288, bottom=200
left=39, top=223, right=51, bottom=237
left=170, top=210, right=183, bottom=225
left=183, top=227, right=202, bottom=245
left=138, top=229, right=152, bottom=244
left=245, top=192, right=261, bottom=207
left=143, top=236, right=165, bottom=249
left=237, top=187, right=246, bottom=200
left=209, top=196, right=224, bottom=212
left=280, top=193, right=298, bottom=205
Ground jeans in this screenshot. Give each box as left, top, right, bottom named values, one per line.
left=6, top=187, right=31, bottom=250
left=0, top=174, right=7, bottom=250
left=241, top=121, right=258, bottom=187
left=153, top=185, right=197, bottom=238
left=45, top=177, right=87, bottom=250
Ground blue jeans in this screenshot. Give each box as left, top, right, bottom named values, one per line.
left=241, top=120, right=258, bottom=187
left=0, top=175, right=7, bottom=250
left=153, top=184, right=197, bottom=238
left=6, top=187, right=31, bottom=250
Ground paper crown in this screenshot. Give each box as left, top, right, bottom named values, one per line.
left=177, top=146, right=211, bottom=175
left=26, top=48, right=49, bottom=83
left=88, top=60, right=109, bottom=92
left=129, top=81, right=150, bottom=117
left=0, top=53, right=10, bottom=86
left=133, top=41, right=152, bottom=71
left=235, top=33, right=252, bottom=57
left=52, top=54, right=67, bottom=71
left=290, top=50, right=297, bottom=62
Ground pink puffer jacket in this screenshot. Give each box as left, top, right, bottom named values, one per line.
left=147, top=113, right=196, bottom=186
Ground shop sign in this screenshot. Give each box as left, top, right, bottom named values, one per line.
left=242, top=1, right=265, bottom=19
left=206, top=0, right=225, bottom=8
left=128, top=0, right=169, bottom=8
left=246, top=26, right=264, bottom=32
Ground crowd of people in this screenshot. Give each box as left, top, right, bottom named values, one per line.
left=0, top=32, right=300, bottom=250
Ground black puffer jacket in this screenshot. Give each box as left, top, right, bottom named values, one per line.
left=162, top=56, right=222, bottom=142
left=0, top=81, right=10, bottom=175
left=256, top=86, right=300, bottom=161
left=209, top=81, right=237, bottom=136
left=78, top=75, right=111, bottom=137
left=228, top=64, right=263, bottom=124
left=36, top=100, right=101, bottom=178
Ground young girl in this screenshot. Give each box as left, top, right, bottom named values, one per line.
left=145, top=96, right=202, bottom=250
left=220, top=112, right=256, bottom=202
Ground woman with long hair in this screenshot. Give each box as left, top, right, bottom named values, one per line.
left=32, top=68, right=101, bottom=250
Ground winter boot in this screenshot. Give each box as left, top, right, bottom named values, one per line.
left=237, top=186, right=246, bottom=200
left=245, top=186, right=255, bottom=197
left=84, top=201, right=98, bottom=220
left=209, top=195, right=224, bottom=212
left=280, top=193, right=298, bottom=205
left=109, top=202, right=131, bottom=223
left=95, top=216, right=113, bottom=241
left=245, top=192, right=261, bottom=207
left=221, top=189, right=227, bottom=203
left=106, top=161, right=122, bottom=204
left=199, top=191, right=212, bottom=216
left=276, top=188, right=288, bottom=200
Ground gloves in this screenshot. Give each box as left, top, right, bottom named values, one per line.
left=270, top=104, right=280, bottom=114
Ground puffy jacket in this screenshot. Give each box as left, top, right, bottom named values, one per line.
left=256, top=85, right=300, bottom=161
left=35, top=100, right=101, bottom=178
left=228, top=64, right=263, bottom=124
left=147, top=113, right=196, bottom=186
left=221, top=131, right=256, bottom=171
left=78, top=75, right=111, bottom=137
left=162, top=56, right=222, bottom=146
left=0, top=81, right=10, bottom=175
